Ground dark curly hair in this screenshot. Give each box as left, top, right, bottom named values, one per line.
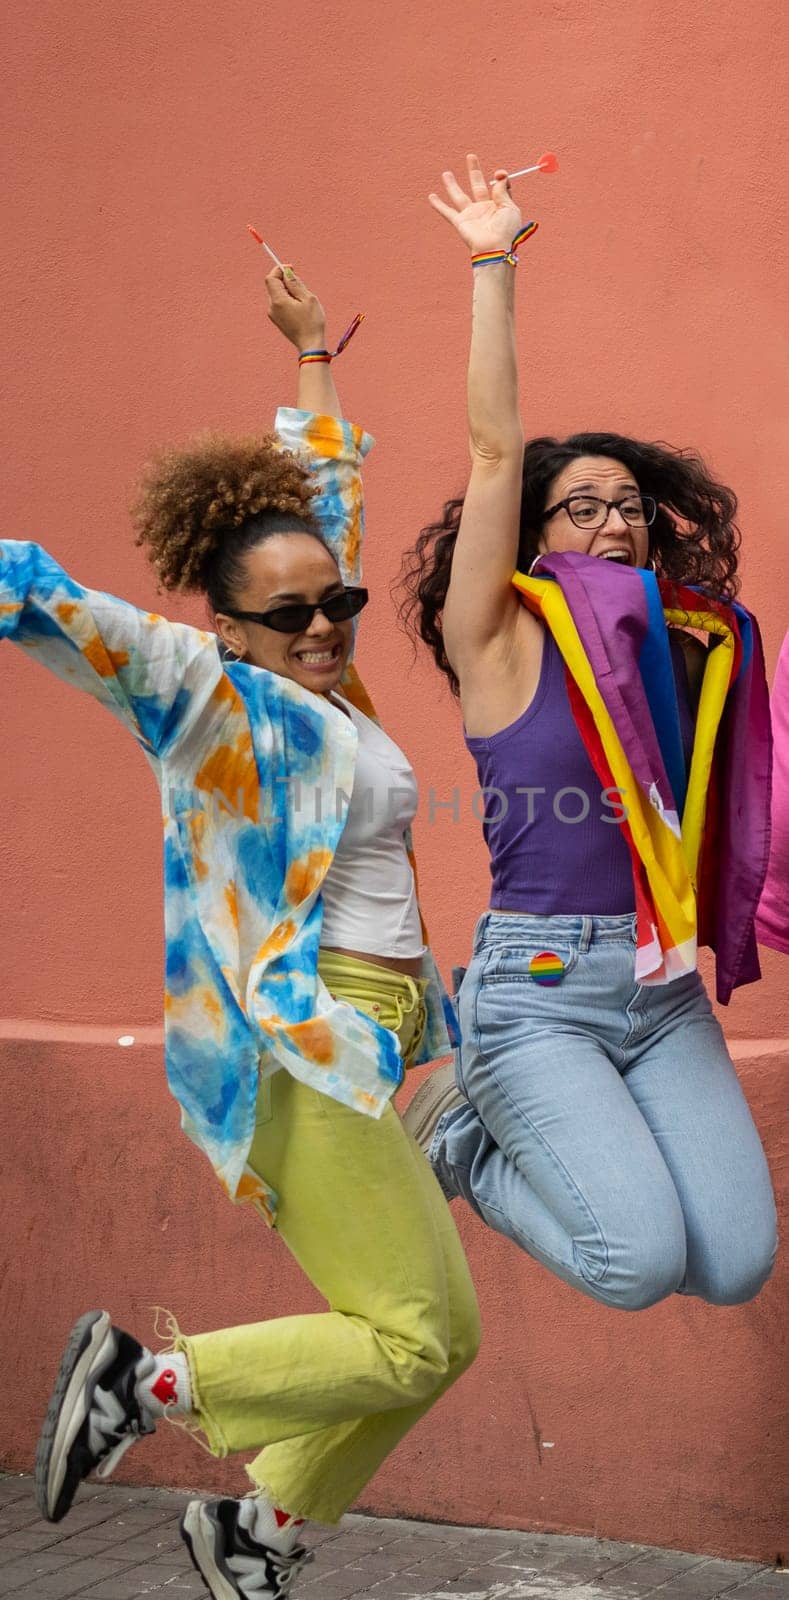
left=399, top=433, right=741, bottom=694
left=132, top=433, right=329, bottom=614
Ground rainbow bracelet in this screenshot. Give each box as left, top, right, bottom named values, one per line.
left=298, top=312, right=365, bottom=365
left=471, top=220, right=539, bottom=269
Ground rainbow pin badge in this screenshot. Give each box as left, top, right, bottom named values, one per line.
left=528, top=950, right=566, bottom=986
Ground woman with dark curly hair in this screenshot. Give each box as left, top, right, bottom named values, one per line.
left=402, top=154, right=777, bottom=1313
left=2, top=269, right=479, bottom=1600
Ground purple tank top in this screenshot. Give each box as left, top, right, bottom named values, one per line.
left=464, top=628, right=695, bottom=915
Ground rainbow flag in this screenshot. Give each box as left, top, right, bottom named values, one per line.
left=512, top=553, right=771, bottom=1002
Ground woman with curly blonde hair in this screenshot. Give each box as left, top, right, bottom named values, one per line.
left=2, top=269, right=479, bottom=1600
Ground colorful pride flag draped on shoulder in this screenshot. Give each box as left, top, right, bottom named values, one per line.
left=512, top=553, right=772, bottom=1003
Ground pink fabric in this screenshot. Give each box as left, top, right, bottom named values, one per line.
left=755, top=631, right=789, bottom=953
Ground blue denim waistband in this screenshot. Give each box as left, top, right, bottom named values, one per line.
left=473, top=911, right=637, bottom=954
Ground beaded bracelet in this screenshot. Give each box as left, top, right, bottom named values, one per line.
left=298, top=312, right=365, bottom=365
left=471, top=220, right=539, bottom=269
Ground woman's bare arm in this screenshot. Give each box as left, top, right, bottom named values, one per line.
left=429, top=156, right=535, bottom=691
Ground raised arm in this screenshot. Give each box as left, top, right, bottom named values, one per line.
left=430, top=155, right=530, bottom=687
left=265, top=265, right=343, bottom=420
left=266, top=268, right=373, bottom=589
left=0, top=540, right=222, bottom=760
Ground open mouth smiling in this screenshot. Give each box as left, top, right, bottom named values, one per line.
left=597, top=549, right=633, bottom=565
left=292, top=642, right=344, bottom=667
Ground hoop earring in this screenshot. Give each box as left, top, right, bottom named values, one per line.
left=646, top=558, right=656, bottom=572
left=527, top=553, right=544, bottom=576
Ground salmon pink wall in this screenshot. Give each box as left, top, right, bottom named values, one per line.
left=1, top=0, right=787, bottom=1561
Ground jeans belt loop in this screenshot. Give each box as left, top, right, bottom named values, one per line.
left=401, top=975, right=419, bottom=1015
left=579, top=916, right=593, bottom=953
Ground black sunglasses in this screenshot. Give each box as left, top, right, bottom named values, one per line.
left=223, top=585, right=369, bottom=635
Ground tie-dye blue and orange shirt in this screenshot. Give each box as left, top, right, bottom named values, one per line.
left=1, top=408, right=456, bottom=1222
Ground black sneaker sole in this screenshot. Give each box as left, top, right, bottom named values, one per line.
left=34, top=1310, right=111, bottom=1523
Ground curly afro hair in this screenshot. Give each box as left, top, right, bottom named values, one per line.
left=132, top=433, right=326, bottom=614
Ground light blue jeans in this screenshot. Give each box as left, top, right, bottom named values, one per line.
left=431, top=913, right=778, bottom=1312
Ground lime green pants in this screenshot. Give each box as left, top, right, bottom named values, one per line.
left=178, top=966, right=480, bottom=1525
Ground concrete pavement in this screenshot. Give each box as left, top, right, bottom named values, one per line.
left=0, top=1474, right=782, bottom=1599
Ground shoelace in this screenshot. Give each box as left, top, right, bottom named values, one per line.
left=95, top=1427, right=144, bottom=1479
left=228, top=1543, right=314, bottom=1599
left=87, top=1379, right=154, bottom=1480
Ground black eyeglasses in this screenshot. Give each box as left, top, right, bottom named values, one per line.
left=542, top=494, right=657, bottom=531
left=223, top=585, right=369, bottom=635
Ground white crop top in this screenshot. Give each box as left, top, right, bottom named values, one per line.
left=319, top=696, right=425, bottom=959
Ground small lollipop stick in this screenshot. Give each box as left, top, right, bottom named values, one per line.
left=506, top=163, right=542, bottom=179
left=246, top=225, right=285, bottom=268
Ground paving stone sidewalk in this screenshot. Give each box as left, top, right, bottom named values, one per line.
left=0, top=1474, right=782, bottom=1600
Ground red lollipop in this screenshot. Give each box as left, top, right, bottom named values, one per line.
left=506, top=151, right=559, bottom=180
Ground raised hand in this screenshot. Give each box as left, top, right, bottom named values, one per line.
left=265, top=267, right=327, bottom=353
left=429, top=153, right=523, bottom=256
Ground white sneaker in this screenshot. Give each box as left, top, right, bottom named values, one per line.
left=402, top=1061, right=465, bottom=1153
